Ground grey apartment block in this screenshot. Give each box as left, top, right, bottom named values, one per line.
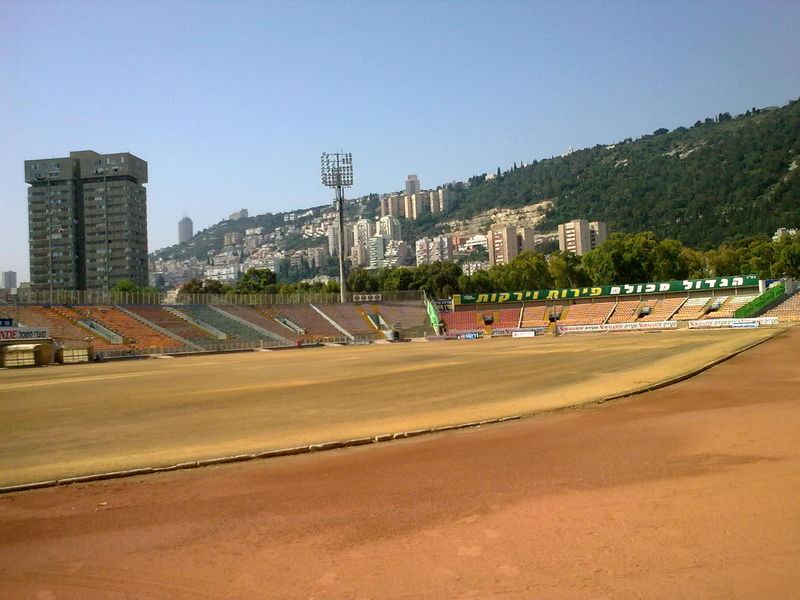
left=25, top=150, right=149, bottom=290
left=1, top=271, right=17, bottom=289
left=178, top=216, right=193, bottom=244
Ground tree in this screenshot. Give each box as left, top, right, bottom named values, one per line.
left=235, top=268, right=277, bottom=294
left=180, top=278, right=205, bottom=294
left=347, top=268, right=377, bottom=292
left=548, top=250, right=587, bottom=288
left=112, top=279, right=140, bottom=293
left=503, top=251, right=553, bottom=290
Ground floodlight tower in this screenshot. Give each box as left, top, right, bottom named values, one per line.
left=321, top=152, right=353, bottom=303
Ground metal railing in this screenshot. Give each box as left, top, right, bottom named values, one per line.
left=10, top=288, right=424, bottom=307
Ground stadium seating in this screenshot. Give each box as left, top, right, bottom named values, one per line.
left=707, top=294, right=758, bottom=319
left=669, top=296, right=712, bottom=321
left=2, top=305, right=128, bottom=350
left=763, top=290, right=800, bottom=321
left=492, top=308, right=521, bottom=328
left=268, top=304, right=345, bottom=338
left=74, top=306, right=185, bottom=350
left=559, top=301, right=615, bottom=325
left=606, top=300, right=641, bottom=324
left=639, top=297, right=686, bottom=321
left=374, top=302, right=430, bottom=331
left=520, top=304, right=549, bottom=328
left=441, top=310, right=482, bottom=332
left=127, top=306, right=218, bottom=348
left=314, top=303, right=378, bottom=336
left=215, top=305, right=306, bottom=342
left=178, top=305, right=276, bottom=343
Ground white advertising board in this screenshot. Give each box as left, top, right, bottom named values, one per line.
left=558, top=321, right=677, bottom=334
left=0, top=327, right=49, bottom=341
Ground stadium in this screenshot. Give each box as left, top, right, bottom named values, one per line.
left=1, top=274, right=799, bottom=598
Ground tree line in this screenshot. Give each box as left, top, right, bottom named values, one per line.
left=181, top=231, right=800, bottom=299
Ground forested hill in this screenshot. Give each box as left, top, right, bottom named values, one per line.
left=446, top=98, right=799, bottom=248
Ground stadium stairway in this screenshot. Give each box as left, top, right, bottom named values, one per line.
left=178, top=305, right=274, bottom=343
left=126, top=306, right=219, bottom=350
left=370, top=301, right=434, bottom=339
left=355, top=305, right=386, bottom=338
left=211, top=306, right=293, bottom=345
left=117, top=307, right=205, bottom=350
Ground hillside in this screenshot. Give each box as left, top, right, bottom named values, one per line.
left=154, top=98, right=800, bottom=261
left=445, top=99, right=799, bottom=248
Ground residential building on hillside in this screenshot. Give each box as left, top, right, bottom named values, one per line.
left=368, top=235, right=386, bottom=269
left=429, top=187, right=450, bottom=215
left=557, top=219, right=608, bottom=255
left=377, top=215, right=402, bottom=240
left=353, top=218, right=375, bottom=247
left=307, top=246, right=329, bottom=269
left=405, top=174, right=420, bottom=197
left=327, top=222, right=354, bottom=257
left=488, top=224, right=535, bottom=266
left=384, top=240, right=409, bottom=267
left=380, top=194, right=404, bottom=218
left=351, top=245, right=369, bottom=267
left=416, top=235, right=454, bottom=266
left=178, top=215, right=193, bottom=244
left=410, top=193, right=430, bottom=220
left=25, top=149, right=148, bottom=290
left=773, top=227, right=799, bottom=241
left=223, top=231, right=243, bottom=246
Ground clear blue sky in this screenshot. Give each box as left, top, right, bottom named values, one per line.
left=2, top=0, right=799, bottom=281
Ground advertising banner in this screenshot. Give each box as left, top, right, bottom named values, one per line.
left=557, top=321, right=677, bottom=334
left=492, top=327, right=544, bottom=337
left=0, top=327, right=49, bottom=340
left=512, top=330, right=538, bottom=338
left=444, top=330, right=484, bottom=340
left=688, top=317, right=778, bottom=329
left=452, top=275, right=760, bottom=305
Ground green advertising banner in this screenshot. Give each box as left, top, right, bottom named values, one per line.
left=452, top=275, right=760, bottom=305
left=426, top=300, right=441, bottom=328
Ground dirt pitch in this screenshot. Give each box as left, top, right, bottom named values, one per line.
left=1, top=327, right=799, bottom=598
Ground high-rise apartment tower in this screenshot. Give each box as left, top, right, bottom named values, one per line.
left=25, top=150, right=148, bottom=290
left=557, top=220, right=608, bottom=255
left=178, top=215, right=193, bottom=244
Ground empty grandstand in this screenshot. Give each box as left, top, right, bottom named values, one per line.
left=639, top=297, right=686, bottom=321
left=73, top=306, right=186, bottom=351
left=670, top=297, right=712, bottom=321
left=314, top=304, right=381, bottom=338
left=214, top=305, right=306, bottom=343
left=520, top=304, right=549, bottom=328
left=126, top=306, right=219, bottom=349
left=606, top=300, right=641, bottom=324
left=559, top=301, right=615, bottom=325
left=178, top=305, right=278, bottom=344
left=763, top=289, right=800, bottom=322
left=372, top=301, right=434, bottom=338
left=266, top=304, right=344, bottom=339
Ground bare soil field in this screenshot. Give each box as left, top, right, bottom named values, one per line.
left=0, top=328, right=778, bottom=486
left=1, top=327, right=798, bottom=598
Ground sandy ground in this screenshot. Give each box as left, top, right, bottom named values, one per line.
left=0, top=327, right=798, bottom=598
left=0, top=328, right=778, bottom=486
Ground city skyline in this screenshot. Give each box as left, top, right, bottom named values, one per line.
left=2, top=1, right=800, bottom=281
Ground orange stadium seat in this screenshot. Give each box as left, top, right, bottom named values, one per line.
left=640, top=297, right=686, bottom=321
left=606, top=300, right=641, bottom=324
left=74, top=306, right=185, bottom=350
left=670, top=296, right=712, bottom=320
left=267, top=304, right=345, bottom=339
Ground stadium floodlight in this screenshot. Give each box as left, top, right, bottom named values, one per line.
left=321, top=152, right=354, bottom=303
